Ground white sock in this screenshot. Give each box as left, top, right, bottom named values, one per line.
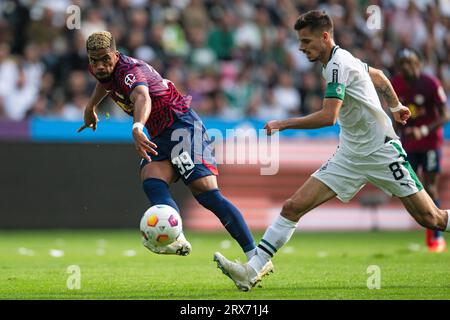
left=446, top=210, right=450, bottom=232
left=245, top=248, right=257, bottom=261
left=248, top=215, right=297, bottom=273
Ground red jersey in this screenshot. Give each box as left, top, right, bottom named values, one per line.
left=88, top=53, right=191, bottom=138
left=391, top=73, right=447, bottom=151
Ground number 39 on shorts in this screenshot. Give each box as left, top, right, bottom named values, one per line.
left=172, top=151, right=194, bottom=175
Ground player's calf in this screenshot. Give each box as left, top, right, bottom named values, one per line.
left=413, top=207, right=448, bottom=231
left=194, top=188, right=256, bottom=260
left=445, top=210, right=450, bottom=232
left=418, top=209, right=442, bottom=230
left=400, top=190, right=450, bottom=232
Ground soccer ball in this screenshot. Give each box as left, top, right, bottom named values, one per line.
left=140, top=205, right=182, bottom=246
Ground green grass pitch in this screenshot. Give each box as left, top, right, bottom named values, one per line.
left=0, top=230, right=449, bottom=300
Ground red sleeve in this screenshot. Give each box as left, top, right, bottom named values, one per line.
left=429, top=76, right=447, bottom=106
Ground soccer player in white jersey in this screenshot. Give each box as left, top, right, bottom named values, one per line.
left=213, top=10, right=450, bottom=292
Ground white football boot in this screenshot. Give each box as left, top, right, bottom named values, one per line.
left=213, top=252, right=274, bottom=291
left=259, top=260, right=275, bottom=281
left=143, top=232, right=192, bottom=256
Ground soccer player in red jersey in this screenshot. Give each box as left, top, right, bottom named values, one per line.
left=78, top=32, right=272, bottom=275
left=391, top=48, right=449, bottom=252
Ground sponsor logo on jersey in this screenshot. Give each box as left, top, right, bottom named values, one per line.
left=124, top=73, right=136, bottom=88
left=414, top=94, right=425, bottom=105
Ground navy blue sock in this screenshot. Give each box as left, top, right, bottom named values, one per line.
left=142, top=178, right=179, bottom=212
left=433, top=199, right=443, bottom=239
left=195, top=189, right=255, bottom=253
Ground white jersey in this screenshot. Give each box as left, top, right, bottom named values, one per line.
left=322, top=46, right=398, bottom=156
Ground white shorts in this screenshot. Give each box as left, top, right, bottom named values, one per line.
left=312, top=139, right=423, bottom=203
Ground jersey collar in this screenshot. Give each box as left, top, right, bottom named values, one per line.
left=324, top=45, right=339, bottom=68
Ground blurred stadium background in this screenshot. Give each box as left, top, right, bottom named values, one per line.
left=1, top=0, right=450, bottom=231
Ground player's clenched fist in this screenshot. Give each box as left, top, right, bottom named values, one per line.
left=132, top=126, right=158, bottom=162
left=77, top=107, right=99, bottom=132
left=264, top=120, right=284, bottom=135
left=392, top=105, right=410, bottom=125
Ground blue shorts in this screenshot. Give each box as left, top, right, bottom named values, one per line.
left=406, top=149, right=441, bottom=173
left=140, top=108, right=218, bottom=184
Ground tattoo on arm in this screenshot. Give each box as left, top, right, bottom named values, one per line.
left=371, top=71, right=399, bottom=108
left=376, top=83, right=398, bottom=107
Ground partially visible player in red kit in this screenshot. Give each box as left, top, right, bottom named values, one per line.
left=391, top=48, right=449, bottom=252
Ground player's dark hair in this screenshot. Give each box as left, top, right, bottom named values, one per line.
left=395, top=48, right=422, bottom=63
left=294, top=10, right=334, bottom=37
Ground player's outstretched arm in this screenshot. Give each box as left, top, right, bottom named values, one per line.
left=369, top=67, right=410, bottom=125
left=264, top=98, right=342, bottom=135
left=130, top=85, right=158, bottom=162
left=77, top=82, right=108, bottom=132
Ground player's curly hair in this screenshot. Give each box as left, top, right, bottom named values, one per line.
left=294, top=10, right=334, bottom=37
left=86, top=31, right=116, bottom=52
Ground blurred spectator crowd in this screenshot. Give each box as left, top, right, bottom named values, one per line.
left=0, top=0, right=449, bottom=122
